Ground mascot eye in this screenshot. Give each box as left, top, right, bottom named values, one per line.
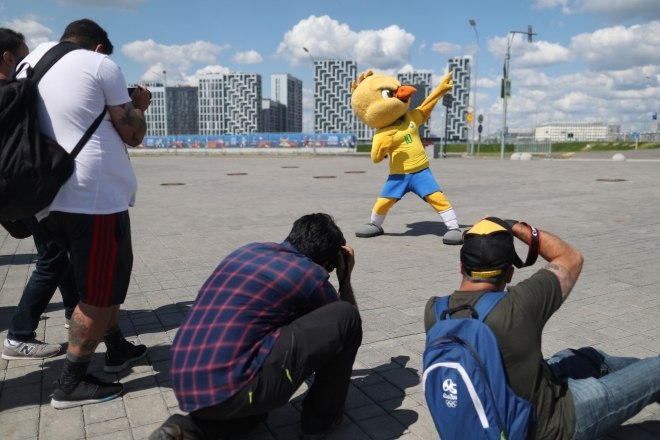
left=381, top=89, right=393, bottom=99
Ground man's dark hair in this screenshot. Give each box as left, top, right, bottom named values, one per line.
left=0, top=28, right=26, bottom=55
left=286, top=213, right=346, bottom=267
left=60, top=18, right=113, bottom=55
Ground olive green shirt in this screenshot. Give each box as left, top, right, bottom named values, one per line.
left=424, top=269, right=576, bottom=440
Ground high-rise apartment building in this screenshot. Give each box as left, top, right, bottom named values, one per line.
left=199, top=73, right=262, bottom=135
left=261, top=99, right=286, bottom=132
left=271, top=74, right=303, bottom=132
left=446, top=57, right=470, bottom=142
left=129, top=82, right=167, bottom=136
left=166, top=86, right=198, bottom=135
left=397, top=71, right=433, bottom=139
left=312, top=60, right=357, bottom=134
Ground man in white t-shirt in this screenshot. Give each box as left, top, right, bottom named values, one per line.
left=18, top=18, right=152, bottom=409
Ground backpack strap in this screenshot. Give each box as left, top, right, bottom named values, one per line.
left=434, top=291, right=507, bottom=322
left=70, top=108, right=107, bottom=159
left=473, top=291, right=507, bottom=323
left=22, top=41, right=107, bottom=159
left=28, top=41, right=81, bottom=83
left=433, top=296, right=450, bottom=322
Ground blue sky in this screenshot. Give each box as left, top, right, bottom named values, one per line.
left=2, top=0, right=659, bottom=136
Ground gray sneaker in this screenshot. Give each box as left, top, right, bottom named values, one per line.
left=2, top=337, right=62, bottom=360
left=442, top=228, right=464, bottom=245
left=355, top=223, right=384, bottom=238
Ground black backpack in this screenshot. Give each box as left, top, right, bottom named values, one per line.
left=0, top=41, right=106, bottom=222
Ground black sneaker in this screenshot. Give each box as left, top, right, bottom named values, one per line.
left=148, top=414, right=204, bottom=440
left=104, top=337, right=147, bottom=373
left=51, top=375, right=123, bottom=409
left=300, top=415, right=342, bottom=440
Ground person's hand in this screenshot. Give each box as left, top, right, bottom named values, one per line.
left=336, top=245, right=354, bottom=285
left=131, top=85, right=152, bottom=111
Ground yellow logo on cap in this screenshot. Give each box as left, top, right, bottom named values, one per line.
left=467, top=219, right=507, bottom=235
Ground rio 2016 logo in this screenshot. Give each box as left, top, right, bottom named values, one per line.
left=442, top=378, right=458, bottom=408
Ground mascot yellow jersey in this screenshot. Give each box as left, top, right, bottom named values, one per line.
left=372, top=109, right=429, bottom=174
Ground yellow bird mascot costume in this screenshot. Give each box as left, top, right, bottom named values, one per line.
left=351, top=70, right=463, bottom=245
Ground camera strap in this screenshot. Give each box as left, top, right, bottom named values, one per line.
left=484, top=217, right=539, bottom=268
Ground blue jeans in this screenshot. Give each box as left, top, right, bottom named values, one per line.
left=546, top=348, right=660, bottom=440
left=7, top=218, right=78, bottom=341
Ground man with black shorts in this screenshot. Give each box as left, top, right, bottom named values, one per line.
left=17, top=18, right=152, bottom=408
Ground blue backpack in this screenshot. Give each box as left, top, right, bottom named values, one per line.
left=423, top=292, right=534, bottom=440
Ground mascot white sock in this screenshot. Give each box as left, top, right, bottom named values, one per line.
left=439, top=209, right=459, bottom=230
left=370, top=213, right=386, bottom=227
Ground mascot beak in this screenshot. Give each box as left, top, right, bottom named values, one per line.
left=395, top=85, right=417, bottom=103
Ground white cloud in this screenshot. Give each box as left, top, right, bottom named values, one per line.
left=354, top=25, right=415, bottom=70
left=484, top=64, right=659, bottom=134
left=431, top=41, right=461, bottom=55
left=123, top=39, right=229, bottom=83
left=173, top=65, right=234, bottom=87
left=570, top=21, right=660, bottom=71
left=487, top=36, right=572, bottom=69
left=195, top=65, right=233, bottom=75
left=1, top=17, right=55, bottom=49
left=276, top=15, right=415, bottom=70
left=233, top=50, right=263, bottom=65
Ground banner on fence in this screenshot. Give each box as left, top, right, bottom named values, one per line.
left=140, top=133, right=356, bottom=149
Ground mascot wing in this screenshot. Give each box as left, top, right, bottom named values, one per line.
left=417, top=71, right=453, bottom=121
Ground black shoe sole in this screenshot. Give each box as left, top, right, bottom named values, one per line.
left=51, top=387, right=123, bottom=409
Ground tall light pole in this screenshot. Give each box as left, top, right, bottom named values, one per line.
left=469, top=19, right=479, bottom=156
left=302, top=47, right=317, bottom=156
left=500, top=25, right=536, bottom=159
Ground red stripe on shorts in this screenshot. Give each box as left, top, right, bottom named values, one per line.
left=86, top=214, right=119, bottom=306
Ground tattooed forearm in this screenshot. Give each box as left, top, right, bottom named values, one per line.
left=120, top=103, right=147, bottom=131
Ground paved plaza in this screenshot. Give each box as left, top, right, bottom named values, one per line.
left=1, top=152, right=659, bottom=439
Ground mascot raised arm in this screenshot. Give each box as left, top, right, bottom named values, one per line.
left=351, top=70, right=463, bottom=245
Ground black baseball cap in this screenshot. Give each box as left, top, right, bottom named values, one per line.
left=460, top=217, right=516, bottom=280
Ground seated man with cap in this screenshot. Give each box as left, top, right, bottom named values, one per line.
left=424, top=217, right=660, bottom=440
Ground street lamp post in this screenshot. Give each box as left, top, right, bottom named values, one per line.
left=646, top=75, right=660, bottom=135
left=500, top=25, right=536, bottom=159
left=469, top=19, right=479, bottom=156
left=302, top=47, right=317, bottom=156
left=162, top=70, right=168, bottom=136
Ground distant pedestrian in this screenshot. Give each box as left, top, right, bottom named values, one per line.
left=150, top=213, right=362, bottom=440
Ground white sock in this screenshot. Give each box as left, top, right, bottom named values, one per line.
left=439, top=209, right=459, bottom=230
left=370, top=213, right=386, bottom=226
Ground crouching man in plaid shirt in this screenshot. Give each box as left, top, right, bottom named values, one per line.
left=150, top=213, right=362, bottom=440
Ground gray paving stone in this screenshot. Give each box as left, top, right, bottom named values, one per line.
left=1, top=154, right=659, bottom=439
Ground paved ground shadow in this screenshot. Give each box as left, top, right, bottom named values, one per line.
left=0, top=252, right=37, bottom=266
left=385, top=221, right=471, bottom=237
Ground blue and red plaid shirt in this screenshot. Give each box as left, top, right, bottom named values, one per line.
left=170, top=240, right=340, bottom=412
